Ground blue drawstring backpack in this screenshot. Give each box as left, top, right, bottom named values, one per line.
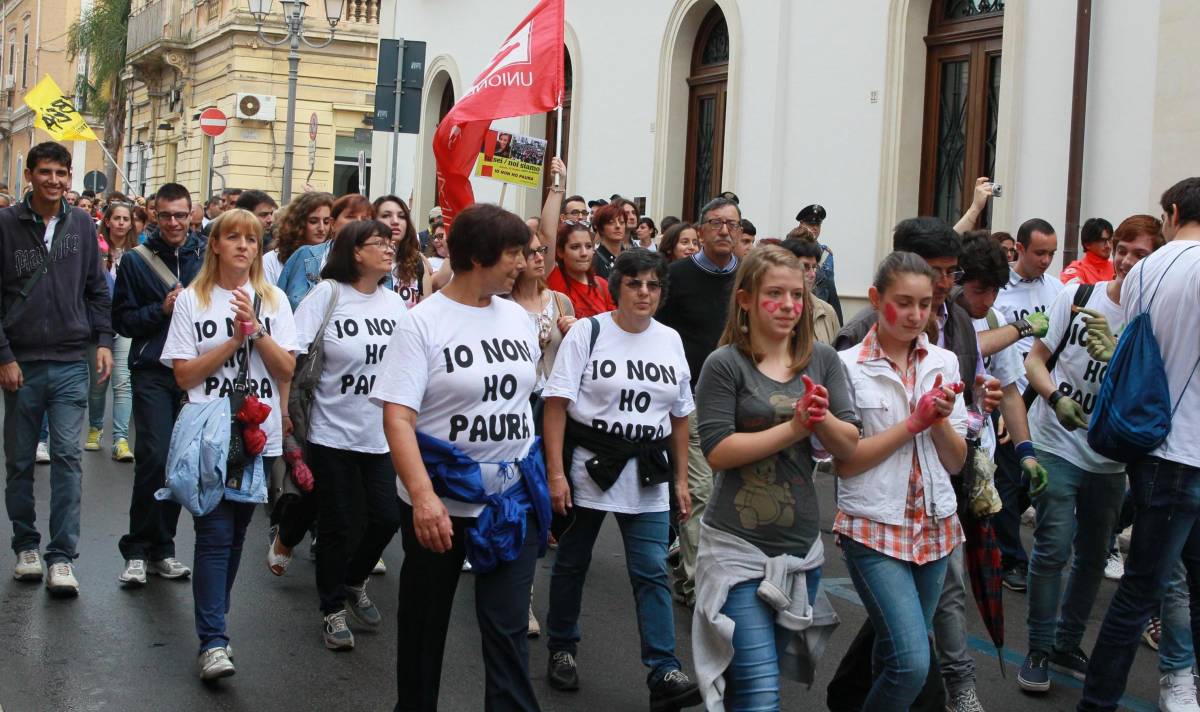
left=1088, top=246, right=1200, bottom=463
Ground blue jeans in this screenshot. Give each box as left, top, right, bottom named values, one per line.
left=547, top=506, right=681, bottom=686
left=192, top=497, right=257, bottom=652
left=3, top=360, right=88, bottom=563
left=1079, top=457, right=1200, bottom=711
left=843, top=537, right=950, bottom=712
left=1159, top=561, right=1196, bottom=673
left=1026, top=450, right=1125, bottom=653
left=720, top=570, right=822, bottom=711
left=87, top=337, right=131, bottom=442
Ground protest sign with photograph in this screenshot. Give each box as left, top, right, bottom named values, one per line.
left=474, top=129, right=547, bottom=188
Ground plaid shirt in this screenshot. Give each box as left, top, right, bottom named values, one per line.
left=834, top=326, right=964, bottom=564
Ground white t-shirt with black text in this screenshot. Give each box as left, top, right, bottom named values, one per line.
left=294, top=280, right=406, bottom=454
left=1027, top=282, right=1124, bottom=474
left=1122, top=241, right=1200, bottom=468
left=161, top=283, right=299, bottom=457
left=370, top=292, right=541, bottom=517
left=993, top=267, right=1065, bottom=392
left=972, top=308, right=1022, bottom=458
left=542, top=312, right=694, bottom=514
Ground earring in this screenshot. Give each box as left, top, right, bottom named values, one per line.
left=738, top=309, right=749, bottom=334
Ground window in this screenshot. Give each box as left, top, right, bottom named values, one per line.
left=21, top=30, right=28, bottom=87
left=683, top=7, right=729, bottom=222
left=333, top=134, right=372, bottom=196
left=918, top=0, right=1003, bottom=227
left=541, top=49, right=572, bottom=203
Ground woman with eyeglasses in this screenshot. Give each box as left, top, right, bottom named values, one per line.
left=374, top=195, right=432, bottom=308
left=271, top=192, right=335, bottom=287
left=423, top=219, right=449, bottom=272
left=992, top=231, right=1018, bottom=263
left=507, top=232, right=576, bottom=393
left=659, top=223, right=700, bottom=263
left=290, top=219, right=406, bottom=652
left=541, top=248, right=702, bottom=709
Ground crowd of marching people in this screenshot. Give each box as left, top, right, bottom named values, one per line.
left=4, top=138, right=1200, bottom=712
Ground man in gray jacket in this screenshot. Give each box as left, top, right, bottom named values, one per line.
left=0, top=141, right=112, bottom=596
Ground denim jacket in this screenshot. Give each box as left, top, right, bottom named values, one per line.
left=417, top=432, right=550, bottom=573
left=157, top=397, right=266, bottom=516
left=278, top=241, right=395, bottom=311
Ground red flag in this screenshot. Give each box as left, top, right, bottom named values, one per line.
left=433, top=0, right=564, bottom=225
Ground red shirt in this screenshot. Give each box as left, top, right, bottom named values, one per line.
left=546, top=266, right=615, bottom=318
left=1060, top=251, right=1114, bottom=285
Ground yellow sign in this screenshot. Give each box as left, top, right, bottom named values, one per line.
left=23, top=75, right=98, bottom=142
left=474, top=129, right=547, bottom=188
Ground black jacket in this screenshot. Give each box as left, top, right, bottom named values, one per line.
left=0, top=198, right=112, bottom=363
left=112, top=230, right=205, bottom=370
left=562, top=417, right=671, bottom=491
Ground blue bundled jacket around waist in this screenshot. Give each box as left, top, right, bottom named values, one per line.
left=416, top=432, right=550, bottom=573
left=157, top=397, right=267, bottom=516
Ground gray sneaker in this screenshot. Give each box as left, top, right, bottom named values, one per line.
left=13, top=550, right=43, bottom=581
left=149, top=557, right=191, bottom=579
left=323, top=610, right=355, bottom=650
left=118, top=559, right=147, bottom=586
left=198, top=646, right=235, bottom=680
left=45, top=562, right=79, bottom=597
left=345, top=583, right=381, bottom=628
left=946, top=687, right=985, bottom=712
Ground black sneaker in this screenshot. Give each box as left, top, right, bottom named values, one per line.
left=547, top=651, right=579, bottom=691
left=1017, top=650, right=1051, bottom=693
left=650, top=669, right=702, bottom=711
left=1050, top=646, right=1089, bottom=681
left=1002, top=565, right=1028, bottom=593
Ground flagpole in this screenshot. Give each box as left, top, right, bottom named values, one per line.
left=93, top=139, right=133, bottom=192
left=498, top=181, right=508, bottom=209
left=554, top=105, right=564, bottom=190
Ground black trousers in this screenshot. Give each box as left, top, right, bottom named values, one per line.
left=274, top=489, right=318, bottom=548
left=394, top=501, right=540, bottom=712
left=119, top=366, right=183, bottom=561
left=992, top=439, right=1030, bottom=569
left=308, top=442, right=401, bottom=615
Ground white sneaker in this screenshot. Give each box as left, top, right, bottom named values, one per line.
left=1104, top=551, right=1125, bottom=581
left=118, top=559, right=147, bottom=586
left=13, top=550, right=43, bottom=581
left=1160, top=669, right=1200, bottom=712
left=461, top=558, right=473, bottom=573
left=149, top=557, right=191, bottom=579
left=372, top=558, right=387, bottom=575
left=1021, top=506, right=1037, bottom=527
left=198, top=646, right=236, bottom=680
left=527, top=604, right=541, bottom=639
left=35, top=441, right=50, bottom=464
left=46, top=562, right=79, bottom=597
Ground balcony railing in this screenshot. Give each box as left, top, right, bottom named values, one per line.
left=343, top=0, right=379, bottom=23
left=127, top=0, right=184, bottom=56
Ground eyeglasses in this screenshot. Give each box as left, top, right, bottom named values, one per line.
left=565, top=220, right=592, bottom=229
left=930, top=266, right=965, bottom=282
left=524, top=246, right=549, bottom=257
left=1004, top=248, right=1018, bottom=260
left=563, top=209, right=588, bottom=218
left=156, top=211, right=190, bottom=222
left=703, top=218, right=744, bottom=234
left=361, top=239, right=396, bottom=252
left=622, top=279, right=663, bottom=292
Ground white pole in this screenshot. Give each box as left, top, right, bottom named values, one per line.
left=93, top=140, right=133, bottom=190
left=498, top=181, right=508, bottom=209
left=554, top=105, right=564, bottom=189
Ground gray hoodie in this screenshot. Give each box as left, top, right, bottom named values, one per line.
left=0, top=197, right=113, bottom=363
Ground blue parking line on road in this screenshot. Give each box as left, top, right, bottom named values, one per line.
left=820, top=577, right=1157, bottom=712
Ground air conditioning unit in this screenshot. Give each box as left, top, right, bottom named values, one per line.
left=3, top=75, right=14, bottom=91
left=235, top=93, right=276, bottom=121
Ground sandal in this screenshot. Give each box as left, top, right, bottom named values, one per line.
left=267, top=533, right=292, bottom=576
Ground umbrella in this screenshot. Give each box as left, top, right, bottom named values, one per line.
left=961, top=507, right=1006, bottom=677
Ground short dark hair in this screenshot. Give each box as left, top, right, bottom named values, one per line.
left=236, top=190, right=276, bottom=212
left=221, top=188, right=243, bottom=198
left=892, top=217, right=962, bottom=260
left=607, top=247, right=669, bottom=305
left=1016, top=217, right=1056, bottom=247
left=698, top=196, right=741, bottom=223
left=1080, top=217, right=1113, bottom=245
left=205, top=196, right=222, bottom=209
left=660, top=216, right=681, bottom=232
left=81, top=189, right=96, bottom=199
left=321, top=219, right=391, bottom=284
left=26, top=142, right=71, bottom=171
left=563, top=194, right=587, bottom=210
left=1161, top=177, right=1200, bottom=227
left=154, top=182, right=192, bottom=209
left=448, top=203, right=531, bottom=272
left=780, top=238, right=822, bottom=262
left=739, top=219, right=757, bottom=237
left=958, top=233, right=1010, bottom=291
left=636, top=216, right=657, bottom=239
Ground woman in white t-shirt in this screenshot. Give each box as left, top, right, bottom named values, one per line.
left=289, top=219, right=406, bottom=652
left=541, top=248, right=701, bottom=705
left=373, top=203, right=547, bottom=712
left=160, top=208, right=298, bottom=681
left=374, top=195, right=432, bottom=308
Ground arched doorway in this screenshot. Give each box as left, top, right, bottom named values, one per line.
left=433, top=81, right=455, bottom=207
left=682, top=6, right=728, bottom=222
left=541, top=49, right=572, bottom=203
left=918, top=0, right=1004, bottom=226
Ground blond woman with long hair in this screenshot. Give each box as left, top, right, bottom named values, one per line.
left=160, top=208, right=298, bottom=680
left=691, top=245, right=859, bottom=710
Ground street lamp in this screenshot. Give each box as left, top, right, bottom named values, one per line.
left=248, top=0, right=343, bottom=203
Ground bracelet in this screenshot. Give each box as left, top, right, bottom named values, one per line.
left=549, top=187, right=565, bottom=193
left=281, top=414, right=292, bottom=419
left=1047, top=391, right=1064, bottom=409
left=1013, top=318, right=1035, bottom=339
left=1015, top=440, right=1036, bottom=461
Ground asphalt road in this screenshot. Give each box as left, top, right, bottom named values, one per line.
left=0, top=418, right=1172, bottom=711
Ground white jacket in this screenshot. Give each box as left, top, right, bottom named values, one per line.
left=836, top=336, right=967, bottom=525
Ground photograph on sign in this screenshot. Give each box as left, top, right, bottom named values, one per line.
left=474, top=130, right=547, bottom=189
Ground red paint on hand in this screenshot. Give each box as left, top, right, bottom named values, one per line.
left=907, top=374, right=951, bottom=434
left=796, top=374, right=830, bottom=429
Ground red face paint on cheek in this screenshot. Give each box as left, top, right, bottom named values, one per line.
left=761, top=299, right=782, bottom=314
left=884, top=303, right=898, bottom=326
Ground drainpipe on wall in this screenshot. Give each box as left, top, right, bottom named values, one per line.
left=1063, top=0, right=1093, bottom=265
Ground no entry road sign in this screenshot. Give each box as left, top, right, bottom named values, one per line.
left=199, top=108, right=228, bottom=138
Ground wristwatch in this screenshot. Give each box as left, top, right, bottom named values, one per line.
left=248, top=322, right=266, bottom=342
left=1047, top=391, right=1064, bottom=409
left=1013, top=318, right=1036, bottom=339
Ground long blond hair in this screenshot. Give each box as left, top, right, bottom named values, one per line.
left=718, top=245, right=815, bottom=372
left=190, top=208, right=279, bottom=311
